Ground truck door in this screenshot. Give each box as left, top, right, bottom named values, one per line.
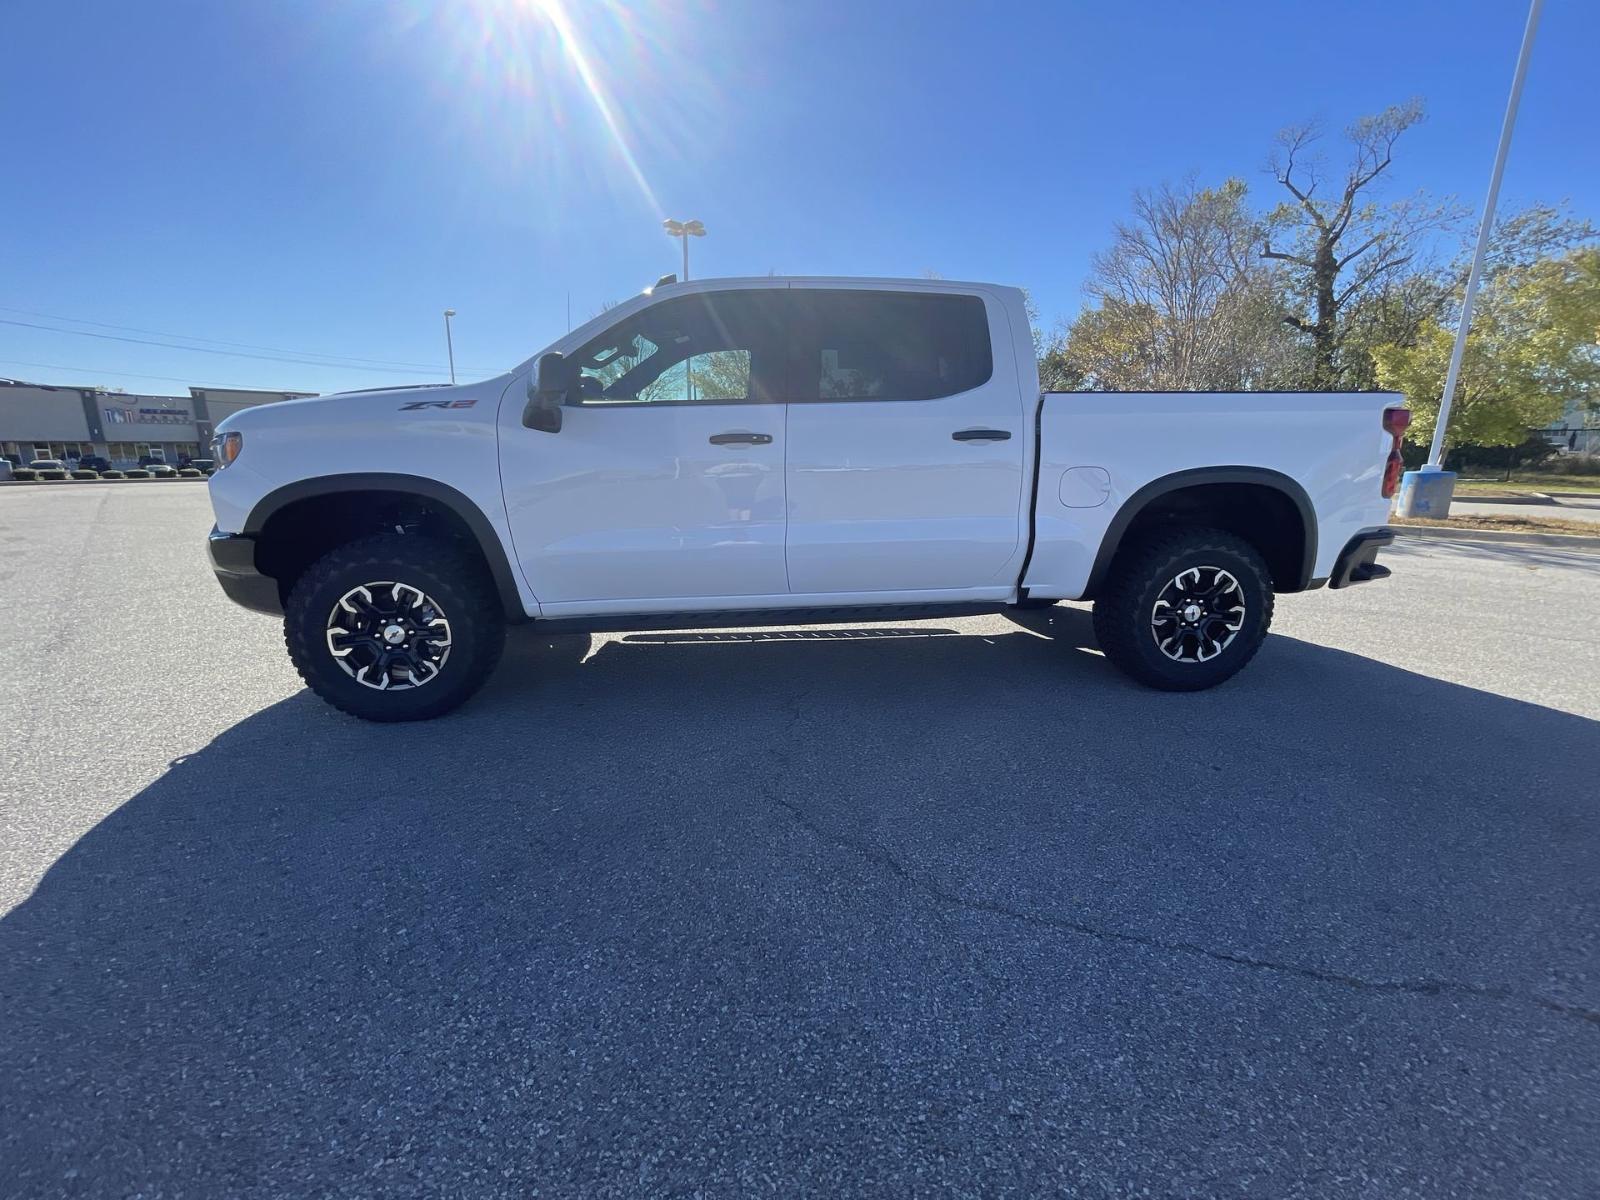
left=782, top=286, right=1027, bottom=595
left=499, top=288, right=790, bottom=608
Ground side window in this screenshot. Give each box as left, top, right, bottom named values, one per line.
left=571, top=292, right=780, bottom=405
left=799, top=291, right=993, bottom=402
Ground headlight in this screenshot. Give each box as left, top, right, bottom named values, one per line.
left=212, top=431, right=243, bottom=468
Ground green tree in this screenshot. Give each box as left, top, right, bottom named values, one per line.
left=1374, top=241, right=1600, bottom=458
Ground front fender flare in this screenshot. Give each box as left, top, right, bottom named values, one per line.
left=243, top=472, right=529, bottom=622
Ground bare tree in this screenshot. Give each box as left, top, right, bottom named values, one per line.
left=1064, top=177, right=1292, bottom=389
left=1262, top=100, right=1457, bottom=387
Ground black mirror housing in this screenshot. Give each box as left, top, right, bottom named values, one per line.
left=523, top=352, right=577, bottom=432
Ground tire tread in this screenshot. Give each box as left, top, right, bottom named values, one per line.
left=1092, top=526, right=1274, bottom=691
left=283, top=533, right=504, bottom=721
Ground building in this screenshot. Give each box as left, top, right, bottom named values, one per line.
left=1540, top=395, right=1599, bottom=456
left=1, top=380, right=315, bottom=467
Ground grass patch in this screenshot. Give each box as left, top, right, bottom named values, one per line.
left=1456, top=475, right=1600, bottom=496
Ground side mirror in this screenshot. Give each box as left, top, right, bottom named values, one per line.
left=523, top=352, right=578, bottom=432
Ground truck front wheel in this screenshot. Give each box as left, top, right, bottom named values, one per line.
left=1092, top=527, right=1274, bottom=691
left=283, top=534, right=505, bottom=721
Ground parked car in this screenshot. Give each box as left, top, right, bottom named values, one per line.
left=188, top=458, right=217, bottom=475
left=145, top=462, right=178, bottom=478
left=29, top=459, right=69, bottom=480
left=206, top=276, right=1402, bottom=722
left=76, top=455, right=112, bottom=473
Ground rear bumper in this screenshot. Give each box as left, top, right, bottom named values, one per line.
left=208, top=527, right=283, bottom=616
left=1328, top=527, right=1394, bottom=589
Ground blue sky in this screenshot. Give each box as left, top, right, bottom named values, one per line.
left=2, top=0, right=1594, bottom=396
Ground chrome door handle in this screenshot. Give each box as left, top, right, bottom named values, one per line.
left=952, top=428, right=1012, bottom=442
left=709, top=432, right=773, bottom=446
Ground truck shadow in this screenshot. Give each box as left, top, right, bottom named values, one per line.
left=3, top=617, right=1599, bottom=1194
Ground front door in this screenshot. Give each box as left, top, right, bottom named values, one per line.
left=783, top=286, right=1028, bottom=595
left=499, top=288, right=790, bottom=609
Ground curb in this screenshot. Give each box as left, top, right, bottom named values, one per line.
left=1452, top=491, right=1555, bottom=506
left=1392, top=524, right=1600, bottom=552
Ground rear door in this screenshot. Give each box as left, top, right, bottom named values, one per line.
left=782, top=286, right=1028, bottom=595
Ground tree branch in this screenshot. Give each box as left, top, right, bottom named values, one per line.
left=1261, top=241, right=1315, bottom=269
left=1335, top=233, right=1385, bottom=269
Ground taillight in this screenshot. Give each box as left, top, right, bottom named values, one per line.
left=1381, top=407, right=1410, bottom=499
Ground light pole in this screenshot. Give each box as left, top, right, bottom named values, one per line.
left=1421, top=0, right=1543, bottom=483
left=442, top=309, right=457, bottom=384
left=661, top=218, right=706, bottom=281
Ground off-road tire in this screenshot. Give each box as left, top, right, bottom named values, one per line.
left=1092, top=527, right=1274, bottom=692
left=284, top=533, right=505, bottom=721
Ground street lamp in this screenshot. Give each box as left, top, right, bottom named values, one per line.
left=1409, top=0, right=1542, bottom=522
left=442, top=309, right=457, bottom=384
left=661, top=218, right=706, bottom=281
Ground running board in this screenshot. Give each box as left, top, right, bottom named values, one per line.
left=533, top=602, right=1006, bottom=635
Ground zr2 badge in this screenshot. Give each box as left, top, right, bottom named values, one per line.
left=399, top=398, right=477, bottom=411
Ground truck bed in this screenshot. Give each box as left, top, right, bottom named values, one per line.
left=1022, top=390, right=1399, bottom=599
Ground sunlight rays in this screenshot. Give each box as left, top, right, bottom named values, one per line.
left=526, top=0, right=660, bottom=214
left=406, top=0, right=729, bottom=224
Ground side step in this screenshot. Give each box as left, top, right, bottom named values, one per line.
left=533, top=602, right=1004, bottom=636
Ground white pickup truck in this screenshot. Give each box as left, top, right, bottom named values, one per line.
left=207, top=277, right=1405, bottom=721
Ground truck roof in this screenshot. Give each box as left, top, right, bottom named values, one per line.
left=648, top=275, right=1015, bottom=293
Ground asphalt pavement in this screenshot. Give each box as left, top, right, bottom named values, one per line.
left=3, top=484, right=1598, bottom=1198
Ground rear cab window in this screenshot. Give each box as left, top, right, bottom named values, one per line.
left=789, top=290, right=994, bottom=402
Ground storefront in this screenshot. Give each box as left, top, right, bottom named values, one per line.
left=97, top=394, right=204, bottom=464
left=2, top=379, right=312, bottom=467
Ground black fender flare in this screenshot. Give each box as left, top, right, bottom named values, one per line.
left=243, top=472, right=529, bottom=621
left=1083, top=466, right=1318, bottom=597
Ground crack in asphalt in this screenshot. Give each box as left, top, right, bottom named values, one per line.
left=760, top=786, right=1600, bottom=1030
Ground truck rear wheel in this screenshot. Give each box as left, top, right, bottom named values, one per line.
left=1092, top=527, right=1273, bottom=691
left=283, top=534, right=505, bottom=721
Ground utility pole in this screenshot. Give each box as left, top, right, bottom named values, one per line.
left=661, top=218, right=706, bottom=281
left=442, top=309, right=457, bottom=384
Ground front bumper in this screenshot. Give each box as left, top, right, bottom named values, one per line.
left=207, top=527, right=283, bottom=616
left=1328, top=527, right=1394, bottom=589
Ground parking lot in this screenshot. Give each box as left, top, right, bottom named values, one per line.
left=2, top=483, right=1598, bottom=1197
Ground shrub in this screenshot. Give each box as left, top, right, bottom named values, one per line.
left=1541, top=452, right=1600, bottom=476
left=71, top=469, right=100, bottom=480
left=1405, top=434, right=1564, bottom=476
left=123, top=468, right=151, bottom=479
left=11, top=468, right=38, bottom=481
left=99, top=469, right=125, bottom=479
left=177, top=467, right=202, bottom=477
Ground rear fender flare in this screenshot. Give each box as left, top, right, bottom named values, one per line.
left=1083, top=466, right=1317, bottom=597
